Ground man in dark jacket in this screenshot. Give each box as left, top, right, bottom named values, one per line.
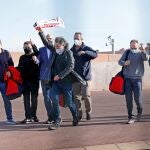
left=18, top=41, right=40, bottom=123
left=0, top=40, right=15, bottom=124
left=70, top=32, right=98, bottom=121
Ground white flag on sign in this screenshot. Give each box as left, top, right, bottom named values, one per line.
left=34, top=17, right=65, bottom=30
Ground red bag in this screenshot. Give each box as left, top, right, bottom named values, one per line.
left=109, top=72, right=125, bottom=95
left=59, top=95, right=67, bottom=107
left=109, top=50, right=130, bottom=95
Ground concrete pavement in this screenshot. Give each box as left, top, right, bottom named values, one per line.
left=57, top=140, right=150, bottom=150
left=0, top=90, right=150, bottom=150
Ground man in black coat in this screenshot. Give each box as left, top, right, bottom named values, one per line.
left=18, top=41, right=40, bottom=123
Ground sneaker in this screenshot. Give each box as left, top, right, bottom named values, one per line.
left=21, top=118, right=33, bottom=124
left=127, top=119, right=135, bottom=124
left=48, top=122, right=60, bottom=130
left=131, top=113, right=136, bottom=119
left=137, top=113, right=142, bottom=121
left=6, top=119, right=16, bottom=125
left=58, top=118, right=62, bottom=124
left=78, top=110, right=82, bottom=121
left=32, top=116, right=39, bottom=122
left=86, top=113, right=91, bottom=120
left=72, top=118, right=79, bottom=126
left=45, top=118, right=53, bottom=124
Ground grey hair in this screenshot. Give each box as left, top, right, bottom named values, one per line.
left=55, top=37, right=69, bottom=49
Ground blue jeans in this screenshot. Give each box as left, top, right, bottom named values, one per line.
left=124, top=78, right=142, bottom=119
left=50, top=81, right=78, bottom=123
left=0, top=82, right=13, bottom=120
left=41, top=81, right=54, bottom=120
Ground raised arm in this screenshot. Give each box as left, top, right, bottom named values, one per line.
left=37, top=27, right=55, bottom=52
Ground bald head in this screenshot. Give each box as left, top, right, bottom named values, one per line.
left=46, top=34, right=54, bottom=45
left=46, top=34, right=53, bottom=41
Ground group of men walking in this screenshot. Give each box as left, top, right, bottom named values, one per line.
left=0, top=24, right=149, bottom=129
left=0, top=27, right=98, bottom=130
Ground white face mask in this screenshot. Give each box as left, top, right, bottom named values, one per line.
left=56, top=48, right=64, bottom=55
left=74, top=40, right=82, bottom=46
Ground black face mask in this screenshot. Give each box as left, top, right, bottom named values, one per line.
left=24, top=47, right=32, bottom=54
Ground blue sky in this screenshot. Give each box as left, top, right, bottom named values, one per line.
left=0, top=0, right=150, bottom=52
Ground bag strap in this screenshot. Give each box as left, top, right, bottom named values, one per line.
left=124, top=49, right=130, bottom=61
left=121, top=49, right=130, bottom=71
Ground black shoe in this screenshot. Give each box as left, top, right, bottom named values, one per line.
left=45, top=118, right=53, bottom=124
left=21, top=118, right=32, bottom=124
left=48, top=122, right=60, bottom=130
left=72, top=118, right=79, bottom=126
left=32, top=116, right=39, bottom=122
left=86, top=113, right=91, bottom=120
left=78, top=110, right=82, bottom=121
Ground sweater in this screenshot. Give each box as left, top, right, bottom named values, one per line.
left=118, top=49, right=148, bottom=79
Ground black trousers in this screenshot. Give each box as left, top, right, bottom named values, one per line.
left=23, top=81, right=39, bottom=118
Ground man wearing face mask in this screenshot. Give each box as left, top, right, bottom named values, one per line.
left=18, top=41, right=39, bottom=124
left=118, top=39, right=148, bottom=124
left=70, top=32, right=98, bottom=121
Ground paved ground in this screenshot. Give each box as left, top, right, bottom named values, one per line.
left=0, top=90, right=150, bottom=150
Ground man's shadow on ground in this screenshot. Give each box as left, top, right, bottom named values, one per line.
left=0, top=114, right=150, bottom=132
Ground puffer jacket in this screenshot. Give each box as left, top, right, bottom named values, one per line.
left=4, top=66, right=23, bottom=96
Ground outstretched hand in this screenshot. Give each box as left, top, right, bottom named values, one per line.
left=36, top=26, right=42, bottom=32
left=33, top=22, right=42, bottom=31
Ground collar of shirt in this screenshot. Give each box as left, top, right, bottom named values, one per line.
left=46, top=48, right=51, bottom=58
